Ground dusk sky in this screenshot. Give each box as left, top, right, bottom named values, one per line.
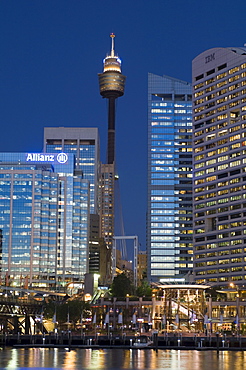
left=0, top=1, right=245, bottom=257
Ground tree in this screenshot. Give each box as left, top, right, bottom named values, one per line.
left=43, top=299, right=91, bottom=327
left=136, top=281, right=152, bottom=298
left=110, top=273, right=133, bottom=298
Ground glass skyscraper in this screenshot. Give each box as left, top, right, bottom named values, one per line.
left=0, top=152, right=90, bottom=289
left=147, top=73, right=193, bottom=283
left=44, top=127, right=100, bottom=214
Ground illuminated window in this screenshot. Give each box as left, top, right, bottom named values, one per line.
left=218, top=121, right=228, bottom=129
left=206, top=200, right=216, bottom=206
left=194, top=82, right=204, bottom=90
left=194, top=129, right=204, bottom=137
left=229, top=83, right=240, bottom=91
left=217, top=113, right=227, bottom=121
left=217, top=80, right=227, bottom=88
left=194, top=146, right=204, bottom=153
left=230, top=125, right=240, bottom=133
left=230, top=160, right=241, bottom=167
left=218, top=189, right=228, bottom=196
left=229, top=100, right=240, bottom=108
left=206, top=167, right=215, bottom=174
left=217, top=138, right=228, bottom=146
left=194, top=90, right=204, bottom=98
left=217, top=97, right=227, bottom=104
left=230, top=177, right=240, bottom=184
left=230, top=186, right=241, bottom=193
left=218, top=164, right=228, bottom=171
left=229, top=75, right=240, bottom=83
left=217, top=148, right=228, bottom=156
left=218, top=155, right=228, bottom=162
left=206, top=159, right=216, bottom=165
left=206, top=77, right=215, bottom=85
left=195, top=179, right=205, bottom=185
left=217, top=72, right=227, bottom=80
left=206, top=175, right=216, bottom=182
left=218, top=129, right=228, bottom=137
left=218, top=198, right=228, bottom=204
left=195, top=170, right=205, bottom=177
left=195, top=154, right=205, bottom=160
left=229, top=66, right=240, bottom=75
left=218, top=181, right=228, bottom=187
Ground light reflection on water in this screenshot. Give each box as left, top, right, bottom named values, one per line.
left=0, top=347, right=245, bottom=370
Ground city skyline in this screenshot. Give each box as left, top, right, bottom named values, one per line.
left=0, top=1, right=245, bottom=254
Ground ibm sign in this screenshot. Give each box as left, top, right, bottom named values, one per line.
left=26, top=153, right=68, bottom=164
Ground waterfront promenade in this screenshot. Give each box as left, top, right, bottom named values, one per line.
left=1, top=332, right=246, bottom=350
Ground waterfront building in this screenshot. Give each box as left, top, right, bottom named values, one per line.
left=147, top=73, right=193, bottom=283
left=192, top=47, right=246, bottom=286
left=0, top=152, right=90, bottom=289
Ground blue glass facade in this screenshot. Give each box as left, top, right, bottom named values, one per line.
left=0, top=152, right=90, bottom=288
left=147, top=73, right=193, bottom=282
left=44, top=127, right=99, bottom=215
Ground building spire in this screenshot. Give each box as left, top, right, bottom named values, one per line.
left=110, top=33, right=115, bottom=57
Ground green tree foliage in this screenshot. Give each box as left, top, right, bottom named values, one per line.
left=136, top=281, right=152, bottom=298
left=110, top=273, right=133, bottom=298
left=43, top=299, right=91, bottom=326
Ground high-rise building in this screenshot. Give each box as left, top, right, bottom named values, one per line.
left=44, top=127, right=101, bottom=283
left=44, top=127, right=100, bottom=214
left=98, top=34, right=126, bottom=255
left=0, top=152, right=90, bottom=289
left=147, top=73, right=193, bottom=283
left=192, top=47, right=246, bottom=286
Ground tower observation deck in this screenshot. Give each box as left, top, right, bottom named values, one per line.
left=98, top=33, right=126, bottom=164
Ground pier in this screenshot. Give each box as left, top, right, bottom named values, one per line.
left=1, top=333, right=246, bottom=350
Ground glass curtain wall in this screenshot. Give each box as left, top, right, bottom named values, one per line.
left=147, top=73, right=193, bottom=283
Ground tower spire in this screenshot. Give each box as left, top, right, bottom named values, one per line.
left=110, top=33, right=115, bottom=57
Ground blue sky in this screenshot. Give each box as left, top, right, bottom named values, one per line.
left=0, top=0, right=245, bottom=256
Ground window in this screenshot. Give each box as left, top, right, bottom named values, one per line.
left=229, top=66, right=240, bottom=75
left=230, top=134, right=241, bottom=142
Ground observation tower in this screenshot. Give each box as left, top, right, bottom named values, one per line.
left=98, top=33, right=126, bottom=164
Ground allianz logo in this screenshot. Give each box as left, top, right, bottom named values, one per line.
left=26, top=153, right=68, bottom=164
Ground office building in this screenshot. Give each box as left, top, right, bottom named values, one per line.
left=0, top=152, right=90, bottom=289
left=44, top=127, right=100, bottom=214
left=147, top=73, right=193, bottom=283
left=192, top=47, right=246, bottom=286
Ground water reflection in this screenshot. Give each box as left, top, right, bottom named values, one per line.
left=1, top=347, right=245, bottom=370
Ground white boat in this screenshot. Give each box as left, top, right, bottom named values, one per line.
left=133, top=336, right=153, bottom=348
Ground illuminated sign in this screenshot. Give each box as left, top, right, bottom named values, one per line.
left=26, top=153, right=68, bottom=164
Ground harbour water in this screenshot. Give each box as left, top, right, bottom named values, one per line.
left=0, top=348, right=245, bottom=370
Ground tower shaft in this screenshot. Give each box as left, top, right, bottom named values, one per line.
left=107, top=97, right=116, bottom=164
